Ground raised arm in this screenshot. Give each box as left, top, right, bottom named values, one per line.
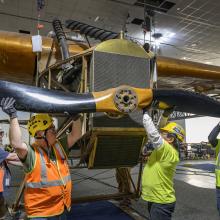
left=143, top=111, right=163, bottom=149
left=158, top=108, right=174, bottom=129
left=67, top=116, right=82, bottom=149
left=208, top=122, right=220, bottom=147
left=1, top=97, right=28, bottom=160
left=9, top=118, right=28, bottom=159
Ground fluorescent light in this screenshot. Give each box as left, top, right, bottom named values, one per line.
left=94, top=16, right=100, bottom=22
left=182, top=57, right=191, bottom=60
left=166, top=32, right=176, bottom=38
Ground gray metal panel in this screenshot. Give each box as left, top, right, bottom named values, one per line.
left=91, top=50, right=150, bottom=127
left=92, top=114, right=143, bottom=128
left=91, top=135, right=144, bottom=168
left=93, top=51, right=150, bottom=90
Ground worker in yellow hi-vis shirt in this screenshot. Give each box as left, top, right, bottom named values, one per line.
left=142, top=108, right=185, bottom=220
left=208, top=122, right=220, bottom=216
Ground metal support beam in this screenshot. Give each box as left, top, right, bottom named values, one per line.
left=72, top=192, right=136, bottom=204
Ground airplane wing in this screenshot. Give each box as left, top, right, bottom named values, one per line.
left=157, top=56, right=220, bottom=101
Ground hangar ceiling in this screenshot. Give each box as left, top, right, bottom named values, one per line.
left=0, top=0, right=220, bottom=66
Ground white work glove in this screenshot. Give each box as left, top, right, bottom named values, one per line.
left=143, top=111, right=163, bottom=149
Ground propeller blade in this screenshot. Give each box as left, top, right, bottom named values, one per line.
left=153, top=89, right=220, bottom=117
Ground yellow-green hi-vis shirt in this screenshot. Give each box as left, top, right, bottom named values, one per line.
left=215, top=139, right=220, bottom=187
left=141, top=140, right=179, bottom=204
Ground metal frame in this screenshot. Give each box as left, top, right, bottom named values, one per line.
left=12, top=46, right=145, bottom=212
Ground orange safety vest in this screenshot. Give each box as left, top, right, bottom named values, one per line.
left=0, top=166, right=4, bottom=192
left=24, top=141, right=72, bottom=218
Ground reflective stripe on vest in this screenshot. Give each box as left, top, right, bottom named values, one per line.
left=25, top=146, right=70, bottom=189
left=54, top=143, right=65, bottom=160
left=25, top=175, right=71, bottom=188
left=39, top=148, right=46, bottom=181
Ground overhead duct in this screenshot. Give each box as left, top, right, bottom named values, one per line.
left=65, top=20, right=119, bottom=41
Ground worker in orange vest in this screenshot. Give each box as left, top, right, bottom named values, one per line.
left=0, top=97, right=82, bottom=219
left=0, top=127, right=22, bottom=219
left=0, top=148, right=21, bottom=219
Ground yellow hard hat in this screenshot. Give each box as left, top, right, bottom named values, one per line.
left=160, top=122, right=185, bottom=142
left=27, top=114, right=53, bottom=137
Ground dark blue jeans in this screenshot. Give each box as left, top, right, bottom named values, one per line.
left=216, top=187, right=220, bottom=216
left=148, top=202, right=176, bottom=220
left=30, top=211, right=67, bottom=220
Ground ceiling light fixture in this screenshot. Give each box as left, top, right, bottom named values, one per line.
left=152, top=33, right=162, bottom=39
left=205, top=61, right=212, bottom=64
left=165, top=32, right=176, bottom=38
left=182, top=57, right=191, bottom=60
left=94, top=16, right=100, bottom=22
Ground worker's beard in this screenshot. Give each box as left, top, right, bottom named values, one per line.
left=47, top=136, right=57, bottom=146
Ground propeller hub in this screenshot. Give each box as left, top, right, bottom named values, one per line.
left=114, top=87, right=137, bottom=113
